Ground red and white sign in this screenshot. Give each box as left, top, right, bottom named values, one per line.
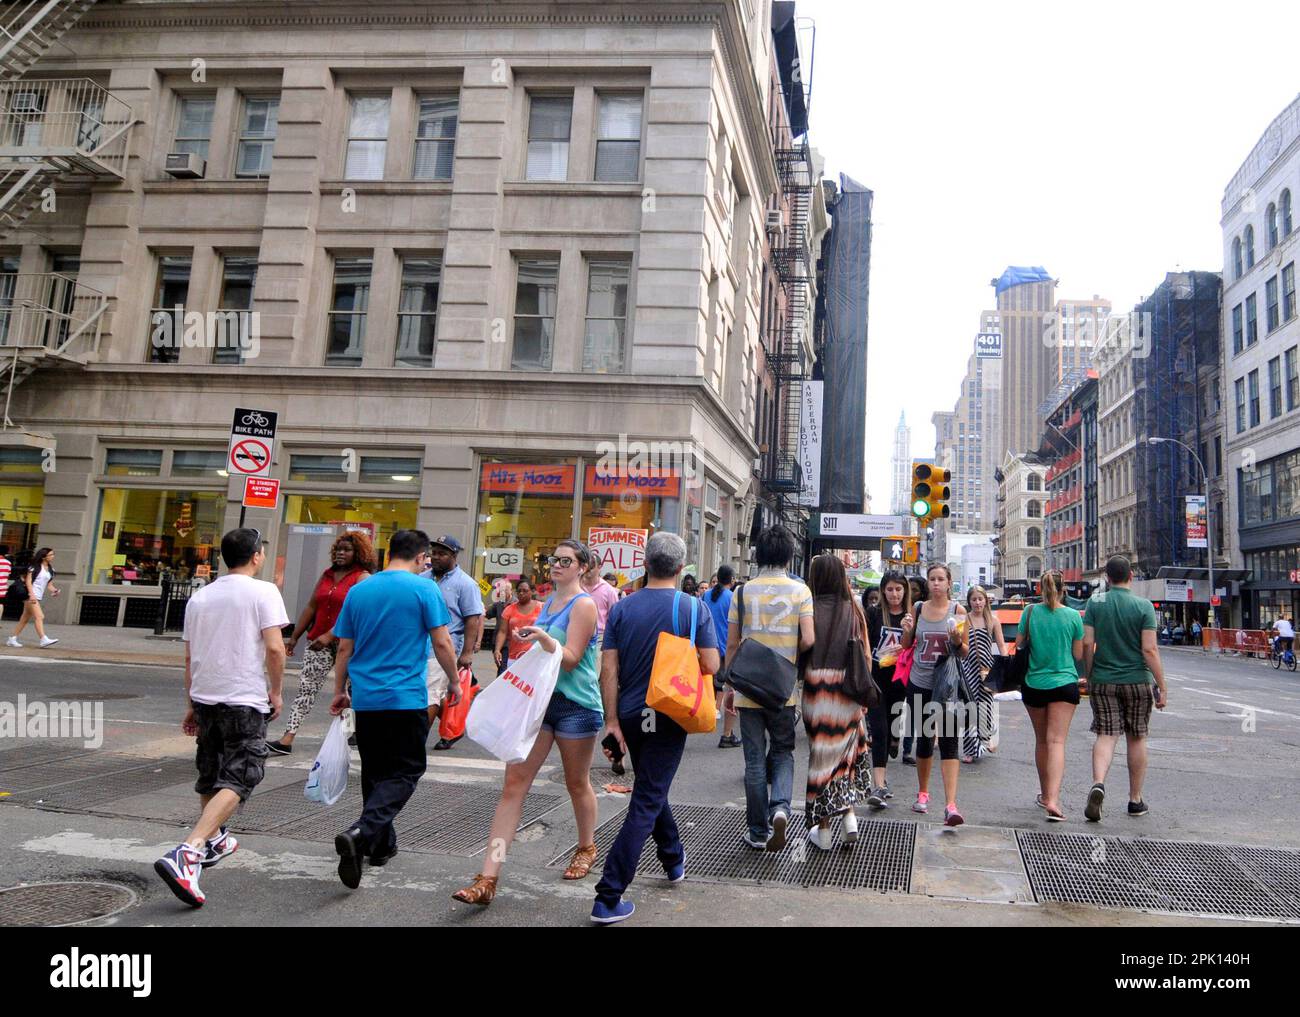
left=228, top=406, right=277, bottom=477
left=242, top=477, right=280, bottom=509
left=589, top=527, right=648, bottom=582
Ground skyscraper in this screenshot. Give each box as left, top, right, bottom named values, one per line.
left=991, top=266, right=1056, bottom=464
left=891, top=411, right=912, bottom=516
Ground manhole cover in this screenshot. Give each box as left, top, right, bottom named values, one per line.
left=0, top=881, right=137, bottom=927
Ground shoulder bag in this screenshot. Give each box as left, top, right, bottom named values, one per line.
left=723, top=582, right=798, bottom=711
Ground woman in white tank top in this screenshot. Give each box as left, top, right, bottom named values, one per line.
left=6, top=547, right=60, bottom=648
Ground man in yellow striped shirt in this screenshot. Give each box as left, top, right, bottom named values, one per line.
left=724, top=526, right=814, bottom=851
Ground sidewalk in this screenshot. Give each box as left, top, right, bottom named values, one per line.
left=1, top=623, right=186, bottom=668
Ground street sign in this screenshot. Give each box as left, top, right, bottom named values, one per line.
left=817, top=514, right=904, bottom=538
left=228, top=407, right=277, bottom=478
left=1211, top=595, right=1222, bottom=606
left=242, top=477, right=280, bottom=509
left=883, top=535, right=920, bottom=563
left=975, top=332, right=1003, bottom=359
left=1164, top=579, right=1194, bottom=602
left=1001, top=579, right=1033, bottom=598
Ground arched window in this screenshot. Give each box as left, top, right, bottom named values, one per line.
left=1283, top=190, right=1294, bottom=238
left=1245, top=225, right=1255, bottom=269
left=1027, top=474, right=1042, bottom=492
left=1027, top=556, right=1042, bottom=580
left=1027, top=499, right=1042, bottom=518
left=1268, top=203, right=1279, bottom=249
left=1027, top=527, right=1042, bottom=547
left=1232, top=237, right=1243, bottom=279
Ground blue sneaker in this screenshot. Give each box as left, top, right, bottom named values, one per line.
left=590, top=898, right=636, bottom=924
left=664, top=856, right=685, bottom=883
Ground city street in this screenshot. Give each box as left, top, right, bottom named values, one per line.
left=2, top=645, right=1297, bottom=927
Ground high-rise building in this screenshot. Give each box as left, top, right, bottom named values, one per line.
left=891, top=410, right=912, bottom=516
left=990, top=266, right=1056, bottom=467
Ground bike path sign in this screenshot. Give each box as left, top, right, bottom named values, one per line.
left=229, top=407, right=278, bottom=478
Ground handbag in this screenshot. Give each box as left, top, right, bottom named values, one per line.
left=645, top=590, right=717, bottom=733
left=1004, top=604, right=1034, bottom=691
left=841, top=609, right=881, bottom=709
left=723, top=583, right=798, bottom=711
left=438, top=666, right=478, bottom=740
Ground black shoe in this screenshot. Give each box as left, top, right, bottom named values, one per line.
left=335, top=828, right=364, bottom=889
left=902, top=753, right=916, bottom=766
left=889, top=737, right=900, bottom=760
left=265, top=739, right=292, bottom=756
left=369, top=845, right=398, bottom=867
left=866, top=787, right=887, bottom=810
left=1085, top=782, right=1105, bottom=822
left=717, top=734, right=741, bottom=748
left=346, top=734, right=357, bottom=748
left=1127, top=799, right=1149, bottom=817
left=433, top=736, right=462, bottom=751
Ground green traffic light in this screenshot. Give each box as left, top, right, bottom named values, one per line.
left=911, top=499, right=929, bottom=517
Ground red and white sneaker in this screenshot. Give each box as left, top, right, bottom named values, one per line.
left=155, top=843, right=206, bottom=907
left=201, top=827, right=238, bottom=868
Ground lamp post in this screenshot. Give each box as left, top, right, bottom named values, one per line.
left=1147, top=436, right=1215, bottom=627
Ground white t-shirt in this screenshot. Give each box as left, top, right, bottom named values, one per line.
left=184, top=573, right=290, bottom=711
left=31, top=566, right=52, bottom=601
left=1275, top=619, right=1295, bottom=639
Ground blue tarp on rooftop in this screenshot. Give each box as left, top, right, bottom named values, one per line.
left=994, top=265, right=1052, bottom=294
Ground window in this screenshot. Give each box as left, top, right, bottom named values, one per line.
left=106, top=449, right=163, bottom=477
left=412, top=96, right=457, bottom=180
left=358, top=456, right=421, bottom=485
left=582, top=259, right=630, bottom=372
left=1287, top=347, right=1299, bottom=411
left=345, top=95, right=389, bottom=180
left=394, top=257, right=440, bottom=367
left=1284, top=263, right=1296, bottom=322
left=1214, top=435, right=1222, bottom=476
left=1249, top=369, right=1260, bottom=427
left=526, top=95, right=572, bottom=181
left=1268, top=203, right=1279, bottom=249
left=1246, top=294, right=1258, bottom=346
left=172, top=450, right=228, bottom=478
left=594, top=93, right=642, bottom=182
left=1283, top=189, right=1294, bottom=238
left=1027, top=499, right=1042, bottom=518
left=1026, top=555, right=1042, bottom=579
left=326, top=258, right=372, bottom=366
left=88, top=488, right=226, bottom=585
left=1270, top=357, right=1283, bottom=418
left=1241, top=467, right=1274, bottom=527
left=511, top=257, right=558, bottom=370
left=1027, top=527, right=1041, bottom=547
left=1236, top=377, right=1246, bottom=433
left=213, top=256, right=257, bottom=364
left=236, top=97, right=278, bottom=177
left=1231, top=303, right=1243, bottom=354
left=1027, top=474, right=1042, bottom=491
left=1232, top=237, right=1243, bottom=280
left=1267, top=276, right=1280, bottom=332
left=290, top=454, right=350, bottom=481
left=149, top=255, right=191, bottom=364
left=173, top=95, right=214, bottom=159
left=1245, top=225, right=1255, bottom=269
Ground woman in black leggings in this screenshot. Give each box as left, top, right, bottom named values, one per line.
left=864, top=571, right=912, bottom=808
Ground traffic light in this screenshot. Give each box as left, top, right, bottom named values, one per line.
left=883, top=536, right=920, bottom=564
left=911, top=462, right=952, bottom=525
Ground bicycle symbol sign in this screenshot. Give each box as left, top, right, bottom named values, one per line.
left=241, top=411, right=269, bottom=428
left=229, top=406, right=277, bottom=478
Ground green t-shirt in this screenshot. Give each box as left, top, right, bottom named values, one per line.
left=1019, top=604, right=1084, bottom=689
left=1083, top=587, right=1157, bottom=685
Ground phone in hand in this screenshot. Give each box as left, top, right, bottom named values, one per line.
left=602, top=733, right=625, bottom=775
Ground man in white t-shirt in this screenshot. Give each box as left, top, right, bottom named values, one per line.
left=154, top=527, right=289, bottom=908
left=1272, top=616, right=1295, bottom=656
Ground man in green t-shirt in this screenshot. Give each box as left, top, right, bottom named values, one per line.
left=1081, top=555, right=1168, bottom=823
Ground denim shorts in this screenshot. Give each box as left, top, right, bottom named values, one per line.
left=540, top=691, right=603, bottom=740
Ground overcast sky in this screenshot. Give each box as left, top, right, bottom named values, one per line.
left=799, top=0, right=1300, bottom=513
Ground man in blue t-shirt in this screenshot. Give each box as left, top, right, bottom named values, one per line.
left=329, top=529, right=459, bottom=889
left=590, top=531, right=719, bottom=925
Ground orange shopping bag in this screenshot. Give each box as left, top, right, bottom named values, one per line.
left=439, top=667, right=478, bottom=740
left=646, top=590, right=716, bottom=734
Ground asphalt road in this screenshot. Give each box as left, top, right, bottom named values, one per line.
left=1, top=646, right=1297, bottom=926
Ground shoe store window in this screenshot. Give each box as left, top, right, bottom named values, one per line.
left=0, top=446, right=46, bottom=553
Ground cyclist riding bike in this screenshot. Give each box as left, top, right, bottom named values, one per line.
left=1270, top=616, right=1296, bottom=670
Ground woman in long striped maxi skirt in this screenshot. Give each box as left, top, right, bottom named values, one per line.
left=961, top=586, right=1005, bottom=762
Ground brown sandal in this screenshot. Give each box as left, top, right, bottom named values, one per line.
left=563, top=844, right=598, bottom=880
left=451, top=873, right=498, bottom=905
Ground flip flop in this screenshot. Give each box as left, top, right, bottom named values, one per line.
left=1035, top=793, right=1047, bottom=809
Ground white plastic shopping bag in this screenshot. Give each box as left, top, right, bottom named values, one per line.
left=466, top=643, right=564, bottom=763
left=304, top=715, right=350, bottom=805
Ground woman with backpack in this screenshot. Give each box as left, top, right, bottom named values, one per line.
left=802, top=554, right=872, bottom=850
left=864, top=570, right=912, bottom=808
left=1017, top=570, right=1084, bottom=822
left=899, top=563, right=968, bottom=825
left=6, top=547, right=60, bottom=648
left=960, top=585, right=1006, bottom=763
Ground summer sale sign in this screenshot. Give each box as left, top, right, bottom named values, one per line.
left=588, top=527, right=648, bottom=582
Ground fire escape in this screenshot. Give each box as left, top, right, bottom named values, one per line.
left=0, top=1, right=130, bottom=429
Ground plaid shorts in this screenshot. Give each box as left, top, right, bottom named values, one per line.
left=1089, top=681, right=1154, bottom=738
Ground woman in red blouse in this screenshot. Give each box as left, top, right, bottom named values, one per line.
left=266, top=532, right=375, bottom=754
left=494, top=579, right=542, bottom=675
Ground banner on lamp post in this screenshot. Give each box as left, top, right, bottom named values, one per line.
left=1185, top=494, right=1207, bottom=549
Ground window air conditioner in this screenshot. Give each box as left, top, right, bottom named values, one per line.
left=12, top=93, right=42, bottom=113
left=165, top=152, right=207, bottom=179
left=765, top=209, right=783, bottom=231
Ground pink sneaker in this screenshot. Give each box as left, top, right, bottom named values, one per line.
left=912, top=791, right=930, bottom=814
left=944, top=805, right=965, bottom=827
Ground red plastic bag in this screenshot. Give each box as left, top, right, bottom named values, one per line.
left=439, top=667, right=478, bottom=740
left=892, top=646, right=914, bottom=687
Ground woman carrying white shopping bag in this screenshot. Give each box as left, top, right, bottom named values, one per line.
left=455, top=539, right=602, bottom=906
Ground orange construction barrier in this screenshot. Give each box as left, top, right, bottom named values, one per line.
left=1203, top=628, right=1272, bottom=658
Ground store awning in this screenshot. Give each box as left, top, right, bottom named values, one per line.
left=1154, top=566, right=1252, bottom=583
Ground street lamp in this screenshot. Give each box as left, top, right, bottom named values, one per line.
left=1147, top=436, right=1215, bottom=627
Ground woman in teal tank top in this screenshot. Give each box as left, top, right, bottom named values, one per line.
left=453, top=540, right=601, bottom=908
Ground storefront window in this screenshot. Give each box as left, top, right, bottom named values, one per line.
left=281, top=495, right=417, bottom=568
left=0, top=481, right=43, bottom=551
left=88, top=488, right=225, bottom=585
left=289, top=454, right=350, bottom=482
left=0, top=447, right=43, bottom=474
left=171, top=449, right=228, bottom=478
left=106, top=448, right=162, bottom=477
left=475, top=458, right=577, bottom=592
left=359, top=456, right=421, bottom=486
left=578, top=466, right=684, bottom=582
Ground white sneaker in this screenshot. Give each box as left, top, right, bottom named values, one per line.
left=39, top=636, right=59, bottom=648
left=842, top=809, right=859, bottom=844
left=5, top=637, right=20, bottom=648
left=807, top=826, right=833, bottom=851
